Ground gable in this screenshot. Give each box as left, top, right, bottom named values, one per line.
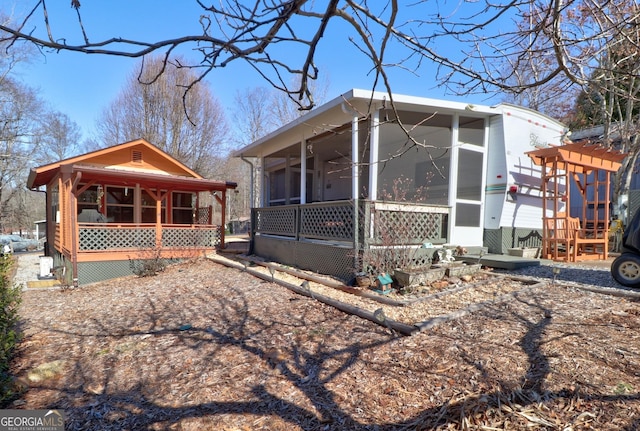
left=77, top=142, right=195, bottom=176
left=28, top=139, right=201, bottom=189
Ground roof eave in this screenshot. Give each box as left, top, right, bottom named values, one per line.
left=233, top=89, right=501, bottom=158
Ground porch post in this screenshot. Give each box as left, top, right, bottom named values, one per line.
left=369, top=109, right=380, bottom=200
left=155, top=196, right=162, bottom=248
left=134, top=184, right=141, bottom=224
left=352, top=116, right=359, bottom=201
left=300, top=139, right=307, bottom=204
left=351, top=113, right=360, bottom=270
left=448, top=114, right=460, bottom=241
left=67, top=169, right=82, bottom=288
left=258, top=157, right=265, bottom=207
left=220, top=189, right=227, bottom=247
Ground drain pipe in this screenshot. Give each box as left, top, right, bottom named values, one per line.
left=240, top=154, right=256, bottom=255
left=240, top=154, right=255, bottom=210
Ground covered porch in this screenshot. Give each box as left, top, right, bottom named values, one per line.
left=61, top=165, right=234, bottom=261
left=28, top=139, right=237, bottom=285
left=238, top=90, right=493, bottom=280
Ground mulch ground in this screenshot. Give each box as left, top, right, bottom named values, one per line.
left=8, top=256, right=640, bottom=430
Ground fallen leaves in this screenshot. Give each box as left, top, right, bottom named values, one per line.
left=9, top=256, right=640, bottom=430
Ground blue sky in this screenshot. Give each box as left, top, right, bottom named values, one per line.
left=10, top=1, right=503, bottom=142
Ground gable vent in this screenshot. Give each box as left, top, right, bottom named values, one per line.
left=132, top=150, right=143, bottom=163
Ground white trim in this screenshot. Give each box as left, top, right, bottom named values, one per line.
left=351, top=114, right=359, bottom=200
left=369, top=109, right=380, bottom=200
left=373, top=202, right=449, bottom=213
left=448, top=114, right=460, bottom=237
left=300, top=139, right=307, bottom=204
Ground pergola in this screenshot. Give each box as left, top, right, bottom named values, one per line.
left=526, top=142, right=626, bottom=262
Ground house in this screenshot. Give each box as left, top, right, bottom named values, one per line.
left=235, top=89, right=568, bottom=281
left=27, top=139, right=237, bottom=286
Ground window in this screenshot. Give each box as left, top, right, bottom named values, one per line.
left=377, top=113, right=452, bottom=204
left=51, top=184, right=59, bottom=224
left=106, top=186, right=134, bottom=223
left=141, top=189, right=167, bottom=223
left=290, top=171, right=313, bottom=204
left=269, top=169, right=286, bottom=205
left=172, top=192, right=195, bottom=224
left=456, top=150, right=483, bottom=200
left=459, top=117, right=485, bottom=147
left=77, top=185, right=101, bottom=214
left=455, top=203, right=481, bottom=227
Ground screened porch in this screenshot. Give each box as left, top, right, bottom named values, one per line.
left=237, top=90, right=494, bottom=280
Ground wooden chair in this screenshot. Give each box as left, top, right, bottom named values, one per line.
left=544, top=214, right=606, bottom=261
left=568, top=216, right=607, bottom=261
left=544, top=213, right=571, bottom=260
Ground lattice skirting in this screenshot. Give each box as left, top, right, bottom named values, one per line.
left=254, top=235, right=355, bottom=282
left=75, top=260, right=133, bottom=285
left=77, top=259, right=185, bottom=286
left=483, top=228, right=543, bottom=254
left=36, top=257, right=183, bottom=286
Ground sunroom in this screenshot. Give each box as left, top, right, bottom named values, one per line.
left=235, top=90, right=505, bottom=281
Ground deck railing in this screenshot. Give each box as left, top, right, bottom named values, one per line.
left=252, top=200, right=449, bottom=246
left=77, top=223, right=221, bottom=251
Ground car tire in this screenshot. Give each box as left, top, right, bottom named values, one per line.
left=611, top=253, right=640, bottom=288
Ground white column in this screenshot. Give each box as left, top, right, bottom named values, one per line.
left=368, top=109, right=380, bottom=200
left=449, top=114, right=460, bottom=240
left=300, top=139, right=307, bottom=204
left=258, top=157, right=265, bottom=207
left=351, top=113, right=360, bottom=269
left=352, top=115, right=359, bottom=199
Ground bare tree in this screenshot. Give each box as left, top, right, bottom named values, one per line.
left=95, top=55, right=230, bottom=178
left=269, top=74, right=330, bottom=126
left=2, top=1, right=637, bottom=114
left=232, top=77, right=330, bottom=147
left=36, top=111, right=82, bottom=162
left=230, top=80, right=329, bottom=214
left=233, top=86, right=277, bottom=147
left=590, top=13, right=640, bottom=215
left=0, top=77, right=45, bottom=232
left=498, top=14, right=579, bottom=122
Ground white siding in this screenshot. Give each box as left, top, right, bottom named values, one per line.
left=493, top=105, right=567, bottom=230
left=485, top=115, right=507, bottom=229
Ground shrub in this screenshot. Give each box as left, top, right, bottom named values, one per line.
left=128, top=247, right=167, bottom=277
left=0, top=254, right=22, bottom=407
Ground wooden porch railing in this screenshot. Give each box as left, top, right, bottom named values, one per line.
left=76, top=223, right=221, bottom=251
left=252, top=200, right=450, bottom=246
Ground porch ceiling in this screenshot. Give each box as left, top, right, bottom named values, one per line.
left=234, top=88, right=499, bottom=158
left=266, top=124, right=352, bottom=160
